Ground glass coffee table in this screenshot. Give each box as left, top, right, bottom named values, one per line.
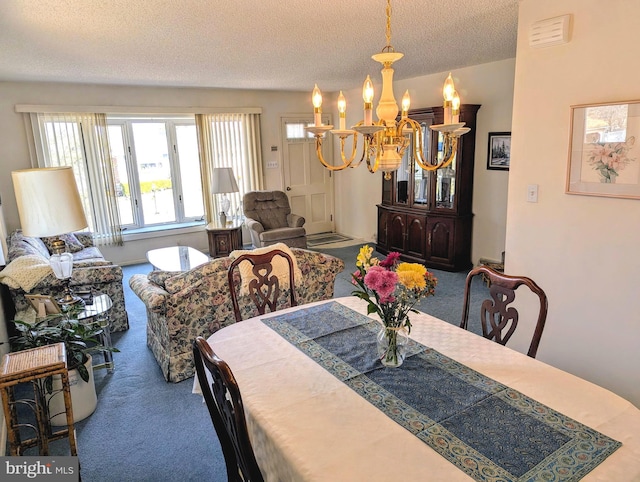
left=146, top=246, right=210, bottom=272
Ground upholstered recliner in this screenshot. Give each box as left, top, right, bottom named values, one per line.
left=243, top=190, right=307, bottom=248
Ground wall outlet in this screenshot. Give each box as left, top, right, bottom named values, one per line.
left=266, top=161, right=278, bottom=169
left=527, top=184, right=538, bottom=203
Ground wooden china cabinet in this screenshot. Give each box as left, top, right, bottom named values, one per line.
left=376, top=104, right=480, bottom=271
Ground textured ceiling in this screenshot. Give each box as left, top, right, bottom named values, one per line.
left=0, top=0, right=519, bottom=92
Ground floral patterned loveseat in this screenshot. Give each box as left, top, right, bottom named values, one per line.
left=2, top=230, right=129, bottom=332
left=129, top=248, right=345, bottom=382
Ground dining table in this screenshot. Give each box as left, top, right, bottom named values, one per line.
left=193, top=297, right=640, bottom=481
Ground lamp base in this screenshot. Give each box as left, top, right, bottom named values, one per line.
left=58, top=293, right=84, bottom=306
left=57, top=278, right=84, bottom=307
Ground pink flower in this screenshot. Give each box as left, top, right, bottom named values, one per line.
left=364, top=265, right=398, bottom=299
left=378, top=293, right=396, bottom=304
left=351, top=270, right=363, bottom=285
left=379, top=251, right=401, bottom=268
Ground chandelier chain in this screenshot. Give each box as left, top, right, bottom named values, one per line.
left=384, top=0, right=393, bottom=52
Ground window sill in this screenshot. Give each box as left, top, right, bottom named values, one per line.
left=122, top=221, right=206, bottom=242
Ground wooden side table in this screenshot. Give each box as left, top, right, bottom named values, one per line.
left=206, top=220, right=243, bottom=258
left=0, top=343, right=77, bottom=455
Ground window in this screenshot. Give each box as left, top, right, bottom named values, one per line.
left=107, top=116, right=204, bottom=230
left=24, top=107, right=263, bottom=243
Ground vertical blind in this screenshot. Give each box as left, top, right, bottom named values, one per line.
left=31, top=113, right=123, bottom=246
left=196, top=113, right=264, bottom=223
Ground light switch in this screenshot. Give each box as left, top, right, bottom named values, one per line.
left=266, top=161, right=278, bottom=169
left=527, top=184, right=538, bottom=203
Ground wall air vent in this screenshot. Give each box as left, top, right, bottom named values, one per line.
left=529, top=14, right=571, bottom=48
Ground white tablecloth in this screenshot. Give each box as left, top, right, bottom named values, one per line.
left=195, top=297, right=640, bottom=481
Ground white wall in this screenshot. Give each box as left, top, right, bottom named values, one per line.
left=334, top=58, right=515, bottom=264
left=0, top=81, right=311, bottom=264
left=508, top=0, right=640, bottom=406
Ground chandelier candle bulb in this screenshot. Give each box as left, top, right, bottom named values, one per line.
left=338, top=91, right=347, bottom=131
left=312, top=84, right=323, bottom=126
left=452, top=91, right=461, bottom=124
left=363, top=76, right=374, bottom=126
left=443, top=72, right=455, bottom=124
left=401, top=90, right=410, bottom=119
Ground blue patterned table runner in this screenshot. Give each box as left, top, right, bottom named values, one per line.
left=262, top=302, right=621, bottom=482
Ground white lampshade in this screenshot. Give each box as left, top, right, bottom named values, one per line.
left=12, top=167, right=88, bottom=237
left=211, top=167, right=239, bottom=194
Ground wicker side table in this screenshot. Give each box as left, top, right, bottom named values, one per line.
left=0, top=343, right=77, bottom=455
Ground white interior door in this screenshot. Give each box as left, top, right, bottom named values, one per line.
left=281, top=116, right=334, bottom=235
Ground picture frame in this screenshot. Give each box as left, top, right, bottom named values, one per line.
left=25, top=294, right=61, bottom=318
left=566, top=100, right=640, bottom=199
left=487, top=132, right=511, bottom=170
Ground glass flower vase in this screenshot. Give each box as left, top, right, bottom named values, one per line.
left=377, top=325, right=408, bottom=368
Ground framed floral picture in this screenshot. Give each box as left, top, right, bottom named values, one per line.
left=487, top=132, right=511, bottom=170
left=566, top=100, right=640, bottom=199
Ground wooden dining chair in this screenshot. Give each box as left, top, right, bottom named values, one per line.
left=460, top=265, right=548, bottom=358
left=193, top=337, right=264, bottom=482
left=227, top=249, right=297, bottom=322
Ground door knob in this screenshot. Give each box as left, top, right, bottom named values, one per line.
left=286, top=187, right=291, bottom=191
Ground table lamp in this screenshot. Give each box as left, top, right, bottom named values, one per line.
left=211, top=167, right=239, bottom=225
left=12, top=167, right=88, bottom=305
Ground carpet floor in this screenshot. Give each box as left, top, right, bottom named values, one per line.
left=16, top=244, right=485, bottom=481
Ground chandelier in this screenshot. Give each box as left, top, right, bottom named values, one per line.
left=305, top=0, right=470, bottom=180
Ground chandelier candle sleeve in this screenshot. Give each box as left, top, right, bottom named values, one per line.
left=363, top=76, right=374, bottom=126
left=401, top=91, right=410, bottom=120
left=312, top=84, right=323, bottom=126
left=443, top=72, right=455, bottom=124
left=338, top=91, right=347, bottom=131
left=452, top=91, right=461, bottom=124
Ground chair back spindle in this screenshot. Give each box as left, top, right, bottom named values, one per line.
left=227, top=249, right=297, bottom=322
left=460, top=265, right=548, bottom=358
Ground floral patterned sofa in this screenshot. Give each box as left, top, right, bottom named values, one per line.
left=2, top=229, right=129, bottom=332
left=129, top=248, right=345, bottom=382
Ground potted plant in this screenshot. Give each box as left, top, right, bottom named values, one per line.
left=11, top=306, right=119, bottom=424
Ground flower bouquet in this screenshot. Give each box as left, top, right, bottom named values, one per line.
left=587, top=136, right=636, bottom=183
left=351, top=245, right=437, bottom=367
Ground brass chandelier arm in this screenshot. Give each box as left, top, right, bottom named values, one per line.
left=313, top=136, right=353, bottom=171
left=398, top=119, right=460, bottom=172
left=416, top=134, right=458, bottom=172
left=350, top=133, right=380, bottom=174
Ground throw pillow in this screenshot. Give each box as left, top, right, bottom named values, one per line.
left=42, top=233, right=85, bottom=254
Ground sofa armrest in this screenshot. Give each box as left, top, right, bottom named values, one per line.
left=244, top=217, right=264, bottom=234
left=129, top=274, right=168, bottom=313
left=68, top=264, right=123, bottom=286
left=287, top=214, right=306, bottom=228
left=73, top=260, right=113, bottom=268
left=291, top=248, right=345, bottom=303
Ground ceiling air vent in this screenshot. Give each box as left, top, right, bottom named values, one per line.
left=529, top=14, right=571, bottom=48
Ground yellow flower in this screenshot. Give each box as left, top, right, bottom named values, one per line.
left=396, top=263, right=427, bottom=290
left=356, top=245, right=374, bottom=268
